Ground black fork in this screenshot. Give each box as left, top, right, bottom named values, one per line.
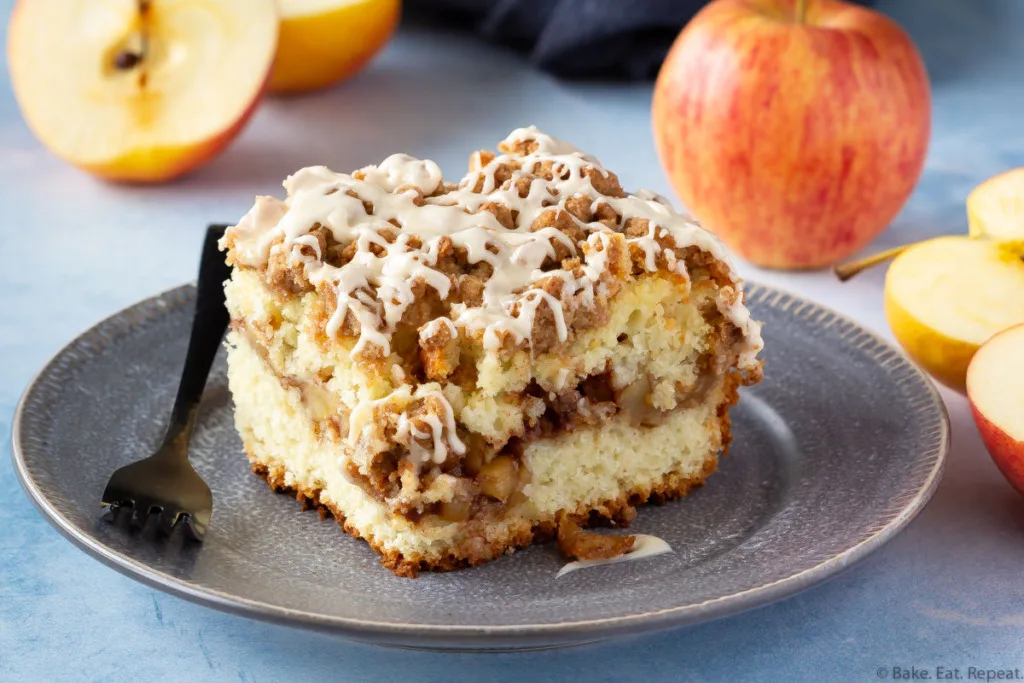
left=101, top=225, right=231, bottom=541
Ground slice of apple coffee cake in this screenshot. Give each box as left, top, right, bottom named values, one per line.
left=220, top=126, right=763, bottom=576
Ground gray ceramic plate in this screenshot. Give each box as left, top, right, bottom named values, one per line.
left=12, top=282, right=948, bottom=650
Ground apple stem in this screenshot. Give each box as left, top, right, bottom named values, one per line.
left=796, top=0, right=808, bottom=23
left=832, top=244, right=914, bottom=282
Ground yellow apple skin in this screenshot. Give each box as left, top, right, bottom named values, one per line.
left=884, top=286, right=976, bottom=393
left=269, top=0, right=401, bottom=95
left=652, top=0, right=931, bottom=269
left=967, top=323, right=1024, bottom=497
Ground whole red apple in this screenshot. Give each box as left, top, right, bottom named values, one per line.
left=652, top=0, right=931, bottom=269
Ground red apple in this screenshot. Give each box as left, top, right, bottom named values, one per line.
left=967, top=323, right=1024, bottom=497
left=7, top=0, right=278, bottom=183
left=652, top=0, right=931, bottom=269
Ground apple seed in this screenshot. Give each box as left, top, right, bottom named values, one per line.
left=113, top=50, right=143, bottom=70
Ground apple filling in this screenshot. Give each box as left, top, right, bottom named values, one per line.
left=235, top=306, right=735, bottom=530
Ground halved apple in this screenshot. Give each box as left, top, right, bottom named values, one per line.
left=967, top=323, right=1024, bottom=497
left=269, top=0, right=401, bottom=95
left=8, top=0, right=278, bottom=182
left=884, top=236, right=1024, bottom=392
left=967, top=168, right=1024, bottom=241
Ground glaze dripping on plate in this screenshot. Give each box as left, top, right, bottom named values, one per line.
left=556, top=534, right=672, bottom=578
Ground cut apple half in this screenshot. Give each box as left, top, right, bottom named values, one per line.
left=270, top=0, right=400, bottom=94
left=8, top=0, right=278, bottom=182
left=884, top=236, right=1024, bottom=392
left=967, top=323, right=1024, bottom=497
left=968, top=167, right=1024, bottom=241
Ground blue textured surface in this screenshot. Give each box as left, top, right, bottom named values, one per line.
left=2, top=1, right=1024, bottom=680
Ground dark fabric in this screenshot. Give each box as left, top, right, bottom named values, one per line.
left=406, top=0, right=877, bottom=80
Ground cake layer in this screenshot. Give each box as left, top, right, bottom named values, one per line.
left=226, top=267, right=731, bottom=431
left=228, top=332, right=733, bottom=575
left=225, top=263, right=743, bottom=521
left=219, top=126, right=763, bottom=575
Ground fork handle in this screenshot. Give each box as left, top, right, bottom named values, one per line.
left=163, top=225, right=233, bottom=453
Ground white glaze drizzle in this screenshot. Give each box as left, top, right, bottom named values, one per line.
left=348, top=385, right=467, bottom=467
left=222, top=128, right=764, bottom=466
left=419, top=316, right=457, bottom=343
left=226, top=127, right=770, bottom=471
left=222, top=126, right=760, bottom=366
left=555, top=534, right=673, bottom=578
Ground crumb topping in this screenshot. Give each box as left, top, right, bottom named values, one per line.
left=556, top=515, right=636, bottom=561
left=221, top=126, right=762, bottom=366
left=347, top=383, right=466, bottom=469
left=221, top=127, right=764, bottom=478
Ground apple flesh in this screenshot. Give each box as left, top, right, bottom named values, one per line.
left=967, top=167, right=1024, bottom=241
left=652, top=0, right=931, bottom=269
left=269, top=0, right=401, bottom=95
left=7, top=0, right=278, bottom=182
left=884, top=236, right=1024, bottom=393
left=967, top=323, right=1024, bottom=497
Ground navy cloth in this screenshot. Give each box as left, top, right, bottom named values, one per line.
left=406, top=0, right=877, bottom=80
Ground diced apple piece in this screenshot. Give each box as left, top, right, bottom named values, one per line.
left=438, top=499, right=471, bottom=523
left=477, top=455, right=518, bottom=502
left=302, top=382, right=339, bottom=419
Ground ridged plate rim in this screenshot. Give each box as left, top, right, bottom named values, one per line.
left=10, top=281, right=949, bottom=650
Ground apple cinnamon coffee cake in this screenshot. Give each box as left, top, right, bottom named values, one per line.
left=220, top=127, right=763, bottom=576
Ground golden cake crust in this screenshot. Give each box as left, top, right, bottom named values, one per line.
left=252, top=449, right=719, bottom=578
left=245, top=372, right=740, bottom=577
